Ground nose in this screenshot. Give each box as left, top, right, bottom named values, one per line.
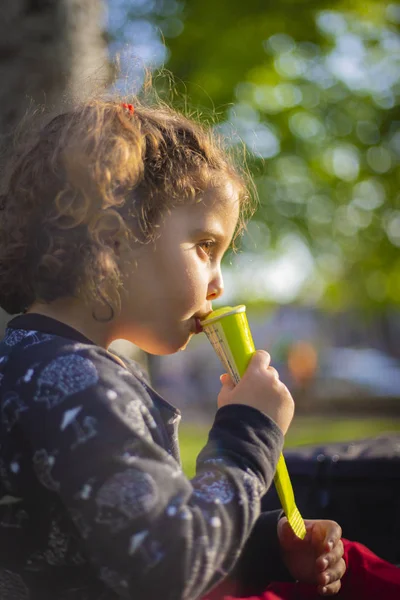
left=206, top=267, right=224, bottom=301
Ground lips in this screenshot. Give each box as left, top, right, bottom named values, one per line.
left=194, top=317, right=203, bottom=334
left=192, top=307, right=213, bottom=334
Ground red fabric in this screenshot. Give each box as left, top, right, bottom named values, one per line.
left=203, top=539, right=400, bottom=600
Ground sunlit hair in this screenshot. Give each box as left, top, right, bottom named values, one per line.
left=0, top=97, right=255, bottom=315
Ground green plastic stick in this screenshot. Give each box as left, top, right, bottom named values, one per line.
left=201, top=305, right=306, bottom=539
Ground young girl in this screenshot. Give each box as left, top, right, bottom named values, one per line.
left=0, top=99, right=344, bottom=600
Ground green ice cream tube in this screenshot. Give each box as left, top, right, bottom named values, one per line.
left=201, top=305, right=306, bottom=539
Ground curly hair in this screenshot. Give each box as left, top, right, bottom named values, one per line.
left=0, top=98, right=254, bottom=315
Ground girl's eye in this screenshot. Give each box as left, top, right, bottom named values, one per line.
left=198, top=241, right=216, bottom=259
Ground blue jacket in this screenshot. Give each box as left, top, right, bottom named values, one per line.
left=0, top=313, right=287, bottom=600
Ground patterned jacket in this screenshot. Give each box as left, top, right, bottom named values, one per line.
left=0, top=313, right=287, bottom=600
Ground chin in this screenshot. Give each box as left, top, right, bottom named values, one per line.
left=177, top=336, right=193, bottom=352
left=144, top=333, right=193, bottom=356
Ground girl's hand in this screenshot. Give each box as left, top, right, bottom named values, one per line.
left=217, top=350, right=294, bottom=435
left=278, top=517, right=346, bottom=595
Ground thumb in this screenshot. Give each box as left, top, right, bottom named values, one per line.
left=309, top=520, right=329, bottom=553
left=219, top=373, right=235, bottom=391
left=278, top=517, right=306, bottom=550
left=278, top=517, right=294, bottom=547
left=217, top=373, right=236, bottom=409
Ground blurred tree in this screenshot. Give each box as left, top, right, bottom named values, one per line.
left=0, top=0, right=110, bottom=330
left=143, top=0, right=400, bottom=313
left=0, top=0, right=109, bottom=137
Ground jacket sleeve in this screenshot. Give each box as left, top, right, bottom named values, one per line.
left=19, top=346, right=284, bottom=600
left=230, top=509, right=294, bottom=595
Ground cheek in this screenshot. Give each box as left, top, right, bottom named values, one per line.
left=177, top=260, right=208, bottom=311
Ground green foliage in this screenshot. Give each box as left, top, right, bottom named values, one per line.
left=160, top=0, right=400, bottom=311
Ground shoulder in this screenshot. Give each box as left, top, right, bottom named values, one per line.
left=2, top=332, right=149, bottom=403
left=36, top=340, right=146, bottom=391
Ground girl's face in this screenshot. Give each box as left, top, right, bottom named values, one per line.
left=117, top=186, right=240, bottom=355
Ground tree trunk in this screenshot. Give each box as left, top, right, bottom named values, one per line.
left=0, top=0, right=110, bottom=332
left=0, top=0, right=110, bottom=139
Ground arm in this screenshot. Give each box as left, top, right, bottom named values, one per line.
left=19, top=347, right=283, bottom=600
left=231, top=509, right=293, bottom=595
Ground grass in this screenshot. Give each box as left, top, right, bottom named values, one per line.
left=179, top=415, right=400, bottom=477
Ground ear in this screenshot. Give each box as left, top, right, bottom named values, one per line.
left=109, top=236, right=127, bottom=262
left=98, top=229, right=121, bottom=252
left=94, top=211, right=128, bottom=258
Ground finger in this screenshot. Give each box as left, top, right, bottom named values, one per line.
left=308, top=520, right=328, bottom=554
left=311, top=520, right=342, bottom=555
left=317, top=539, right=344, bottom=573
left=317, top=557, right=346, bottom=597
left=322, top=522, right=342, bottom=553
left=247, top=349, right=271, bottom=371
left=317, top=557, right=346, bottom=593
left=318, top=578, right=342, bottom=596
left=267, top=366, right=280, bottom=379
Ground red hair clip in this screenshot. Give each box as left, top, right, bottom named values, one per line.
left=121, top=103, right=135, bottom=116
